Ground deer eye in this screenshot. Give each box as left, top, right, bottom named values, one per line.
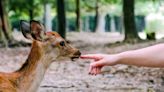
left=59, top=41, right=65, bottom=46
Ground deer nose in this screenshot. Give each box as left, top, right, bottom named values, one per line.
left=71, top=50, right=81, bottom=61
left=74, top=50, right=81, bottom=56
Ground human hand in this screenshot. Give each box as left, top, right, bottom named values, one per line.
left=80, top=54, right=119, bottom=75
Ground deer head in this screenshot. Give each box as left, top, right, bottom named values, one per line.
left=20, top=20, right=81, bottom=62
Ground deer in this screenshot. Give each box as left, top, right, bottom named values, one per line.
left=0, top=20, right=81, bottom=92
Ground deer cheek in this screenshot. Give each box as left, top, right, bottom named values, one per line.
left=51, top=43, right=57, bottom=48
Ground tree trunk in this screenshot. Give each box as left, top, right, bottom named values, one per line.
left=29, top=10, right=33, bottom=20
left=95, top=14, right=105, bottom=33
left=56, top=0, right=66, bottom=38
left=110, top=16, right=116, bottom=32
left=84, top=17, right=89, bottom=32
left=0, top=0, right=11, bottom=42
left=94, top=0, right=99, bottom=32
left=5, top=8, right=13, bottom=40
left=29, top=0, right=34, bottom=20
left=123, top=0, right=140, bottom=42
left=44, top=3, right=52, bottom=31
left=0, top=27, right=2, bottom=41
left=0, top=18, right=2, bottom=39
left=75, top=0, right=81, bottom=32
left=0, top=23, right=4, bottom=43
left=94, top=0, right=105, bottom=33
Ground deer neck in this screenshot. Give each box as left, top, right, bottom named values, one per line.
left=16, top=41, right=54, bottom=92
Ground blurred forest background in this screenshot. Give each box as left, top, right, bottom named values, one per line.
left=1, top=0, right=164, bottom=92
left=0, top=0, right=164, bottom=46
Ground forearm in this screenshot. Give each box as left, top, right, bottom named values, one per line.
left=117, top=44, right=164, bottom=67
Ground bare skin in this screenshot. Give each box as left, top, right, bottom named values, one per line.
left=81, top=44, right=164, bottom=75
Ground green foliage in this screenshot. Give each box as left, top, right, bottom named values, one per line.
left=107, top=4, right=122, bottom=16
left=9, top=0, right=43, bottom=19
left=145, top=13, right=164, bottom=33
left=8, top=0, right=157, bottom=21
left=135, top=1, right=156, bottom=16
left=6, top=0, right=162, bottom=32
left=65, top=0, right=76, bottom=12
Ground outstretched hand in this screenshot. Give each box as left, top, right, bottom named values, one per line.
left=80, top=54, right=118, bottom=75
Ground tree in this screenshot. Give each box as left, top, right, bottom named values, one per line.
left=9, top=0, right=42, bottom=20
left=43, top=0, right=52, bottom=31
left=0, top=18, right=6, bottom=44
left=82, top=0, right=99, bottom=32
left=94, top=0, right=99, bottom=32
left=0, top=0, right=13, bottom=43
left=75, top=0, right=81, bottom=32
left=123, top=0, right=140, bottom=42
left=56, top=0, right=66, bottom=38
left=82, top=0, right=121, bottom=32
left=29, top=0, right=34, bottom=20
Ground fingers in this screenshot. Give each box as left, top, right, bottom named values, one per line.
left=81, top=54, right=107, bottom=75
left=91, top=59, right=107, bottom=67
left=80, top=54, right=103, bottom=60
left=96, top=68, right=100, bottom=74
left=88, top=59, right=106, bottom=75
left=89, top=66, right=101, bottom=75
left=89, top=61, right=103, bottom=75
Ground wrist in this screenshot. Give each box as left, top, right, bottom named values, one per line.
left=109, top=54, right=122, bottom=65
left=115, top=52, right=127, bottom=64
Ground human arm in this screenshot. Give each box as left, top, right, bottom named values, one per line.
left=80, top=44, right=164, bottom=75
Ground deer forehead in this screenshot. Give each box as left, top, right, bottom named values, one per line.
left=45, top=32, right=64, bottom=44
left=46, top=32, right=61, bottom=37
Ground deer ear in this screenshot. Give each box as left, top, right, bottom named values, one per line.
left=20, top=20, right=33, bottom=39
left=30, top=20, right=46, bottom=41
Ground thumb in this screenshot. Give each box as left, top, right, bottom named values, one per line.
left=90, top=59, right=107, bottom=67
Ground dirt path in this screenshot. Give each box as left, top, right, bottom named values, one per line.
left=0, top=32, right=164, bottom=92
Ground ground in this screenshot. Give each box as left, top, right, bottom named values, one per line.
left=0, top=32, right=164, bottom=92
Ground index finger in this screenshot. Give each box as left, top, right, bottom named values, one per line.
left=80, top=54, right=102, bottom=60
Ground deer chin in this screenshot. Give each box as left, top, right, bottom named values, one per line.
left=70, top=56, right=79, bottom=61
left=54, top=56, right=72, bottom=61
left=70, top=54, right=81, bottom=61
left=54, top=54, right=80, bottom=61
left=56, top=56, right=79, bottom=61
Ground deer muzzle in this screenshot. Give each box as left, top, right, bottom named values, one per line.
left=71, top=50, right=81, bottom=61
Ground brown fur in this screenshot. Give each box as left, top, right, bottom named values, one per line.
left=0, top=32, right=80, bottom=92
left=0, top=41, right=43, bottom=92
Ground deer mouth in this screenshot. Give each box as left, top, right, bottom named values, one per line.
left=71, top=56, right=80, bottom=61
left=70, top=50, right=81, bottom=61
